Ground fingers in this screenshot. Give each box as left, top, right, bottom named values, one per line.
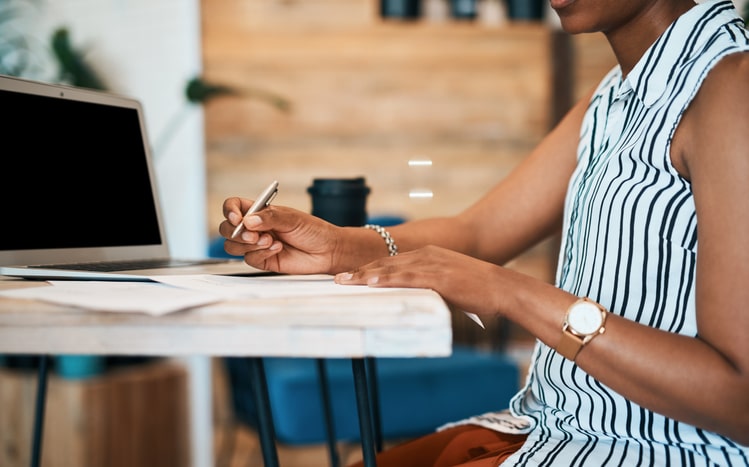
left=222, top=197, right=252, bottom=226
left=335, top=255, right=416, bottom=288
left=220, top=201, right=305, bottom=270
left=220, top=202, right=279, bottom=257
left=223, top=232, right=276, bottom=254
left=220, top=198, right=276, bottom=243
left=334, top=245, right=456, bottom=290
left=335, top=269, right=387, bottom=287
left=242, top=242, right=285, bottom=272
left=219, top=198, right=342, bottom=275
left=220, top=197, right=253, bottom=239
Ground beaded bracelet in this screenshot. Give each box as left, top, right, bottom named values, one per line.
left=364, top=224, right=399, bottom=256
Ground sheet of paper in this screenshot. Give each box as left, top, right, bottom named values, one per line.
left=0, top=281, right=221, bottom=316
left=150, top=274, right=420, bottom=300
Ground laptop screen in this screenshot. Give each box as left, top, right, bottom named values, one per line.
left=0, top=87, right=162, bottom=252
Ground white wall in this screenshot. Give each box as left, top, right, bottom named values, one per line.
left=20, top=0, right=207, bottom=258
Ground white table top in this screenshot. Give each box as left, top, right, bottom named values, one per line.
left=0, top=278, right=452, bottom=358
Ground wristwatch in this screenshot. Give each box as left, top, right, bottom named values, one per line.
left=557, top=297, right=608, bottom=361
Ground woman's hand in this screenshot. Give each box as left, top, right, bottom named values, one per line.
left=219, top=198, right=341, bottom=274
left=335, top=245, right=513, bottom=318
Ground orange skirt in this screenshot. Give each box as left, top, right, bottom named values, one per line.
left=348, top=424, right=528, bottom=467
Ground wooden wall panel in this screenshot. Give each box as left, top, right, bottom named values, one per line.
left=572, top=32, right=617, bottom=99
left=202, top=0, right=377, bottom=33
left=201, top=0, right=615, bottom=289
left=202, top=0, right=550, bottom=230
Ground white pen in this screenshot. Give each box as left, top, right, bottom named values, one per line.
left=231, top=180, right=279, bottom=239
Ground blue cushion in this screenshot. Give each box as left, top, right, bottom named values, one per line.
left=225, top=346, right=519, bottom=444
left=208, top=236, right=240, bottom=259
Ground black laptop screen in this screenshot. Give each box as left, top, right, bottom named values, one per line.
left=0, top=88, right=162, bottom=250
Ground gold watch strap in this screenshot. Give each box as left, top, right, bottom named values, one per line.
left=557, top=328, right=584, bottom=361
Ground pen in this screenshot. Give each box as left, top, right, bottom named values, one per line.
left=231, top=180, right=279, bottom=239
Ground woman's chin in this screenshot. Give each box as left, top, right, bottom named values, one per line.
left=550, top=0, right=576, bottom=9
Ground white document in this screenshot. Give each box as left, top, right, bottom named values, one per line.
left=0, top=274, right=433, bottom=316
left=154, top=274, right=481, bottom=326
left=0, top=281, right=221, bottom=316
left=150, top=274, right=419, bottom=299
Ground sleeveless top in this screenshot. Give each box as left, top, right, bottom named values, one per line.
left=444, top=1, right=749, bottom=465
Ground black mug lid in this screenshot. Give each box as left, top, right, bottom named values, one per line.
left=307, top=177, right=371, bottom=196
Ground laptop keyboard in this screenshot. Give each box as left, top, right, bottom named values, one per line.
left=31, top=258, right=225, bottom=272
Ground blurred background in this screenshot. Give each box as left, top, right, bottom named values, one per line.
left=1, top=0, right=746, bottom=466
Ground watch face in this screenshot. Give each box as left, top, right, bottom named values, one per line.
left=568, top=301, right=604, bottom=335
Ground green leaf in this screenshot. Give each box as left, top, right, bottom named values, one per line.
left=185, top=77, right=237, bottom=103
left=185, top=76, right=292, bottom=112
left=51, top=27, right=107, bottom=90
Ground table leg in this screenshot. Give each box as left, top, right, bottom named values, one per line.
left=364, top=357, right=383, bottom=452
left=184, top=356, right=213, bottom=467
left=247, top=358, right=279, bottom=467
left=351, top=359, right=377, bottom=467
left=31, top=355, right=50, bottom=467
left=316, top=359, right=341, bottom=467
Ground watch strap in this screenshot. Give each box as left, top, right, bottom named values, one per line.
left=557, top=326, right=585, bottom=361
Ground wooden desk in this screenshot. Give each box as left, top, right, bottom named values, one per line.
left=0, top=278, right=452, bottom=467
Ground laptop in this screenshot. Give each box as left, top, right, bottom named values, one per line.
left=0, top=74, right=263, bottom=281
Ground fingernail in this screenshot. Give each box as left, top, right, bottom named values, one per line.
left=241, top=231, right=253, bottom=242
left=257, top=236, right=271, bottom=247
left=269, top=241, right=282, bottom=251
left=245, top=215, right=262, bottom=228
left=367, top=276, right=379, bottom=286
left=229, top=212, right=241, bottom=224
left=336, top=272, right=353, bottom=282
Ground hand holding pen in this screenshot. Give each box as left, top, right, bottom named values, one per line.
left=231, top=180, right=279, bottom=238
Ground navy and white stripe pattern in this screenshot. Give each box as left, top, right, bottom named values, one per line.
left=502, top=2, right=749, bottom=465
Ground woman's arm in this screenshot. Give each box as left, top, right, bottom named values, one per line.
left=338, top=54, right=749, bottom=444
left=576, top=52, right=749, bottom=445
left=224, top=91, right=589, bottom=273
left=586, top=51, right=749, bottom=444
left=379, top=90, right=589, bottom=265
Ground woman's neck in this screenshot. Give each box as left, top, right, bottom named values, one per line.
left=605, top=0, right=696, bottom=76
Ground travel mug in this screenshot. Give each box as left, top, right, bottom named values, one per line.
left=307, top=177, right=371, bottom=227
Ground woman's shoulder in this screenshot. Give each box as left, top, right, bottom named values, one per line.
left=693, top=51, right=749, bottom=118
left=674, top=51, right=749, bottom=180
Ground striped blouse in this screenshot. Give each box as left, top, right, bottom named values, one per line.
left=499, top=1, right=749, bottom=465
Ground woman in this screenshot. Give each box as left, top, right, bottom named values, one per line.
left=220, top=0, right=749, bottom=464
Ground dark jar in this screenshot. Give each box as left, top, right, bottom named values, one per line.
left=307, top=177, right=371, bottom=227
left=380, top=0, right=422, bottom=20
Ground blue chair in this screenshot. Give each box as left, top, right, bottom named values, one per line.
left=224, top=348, right=519, bottom=444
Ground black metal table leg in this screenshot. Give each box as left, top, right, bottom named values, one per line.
left=247, top=358, right=279, bottom=467
left=364, top=357, right=383, bottom=453
left=31, top=355, right=50, bottom=467
left=316, top=359, right=341, bottom=467
left=352, top=359, right=377, bottom=467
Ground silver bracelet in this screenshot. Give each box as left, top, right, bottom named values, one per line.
left=364, top=224, right=398, bottom=256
